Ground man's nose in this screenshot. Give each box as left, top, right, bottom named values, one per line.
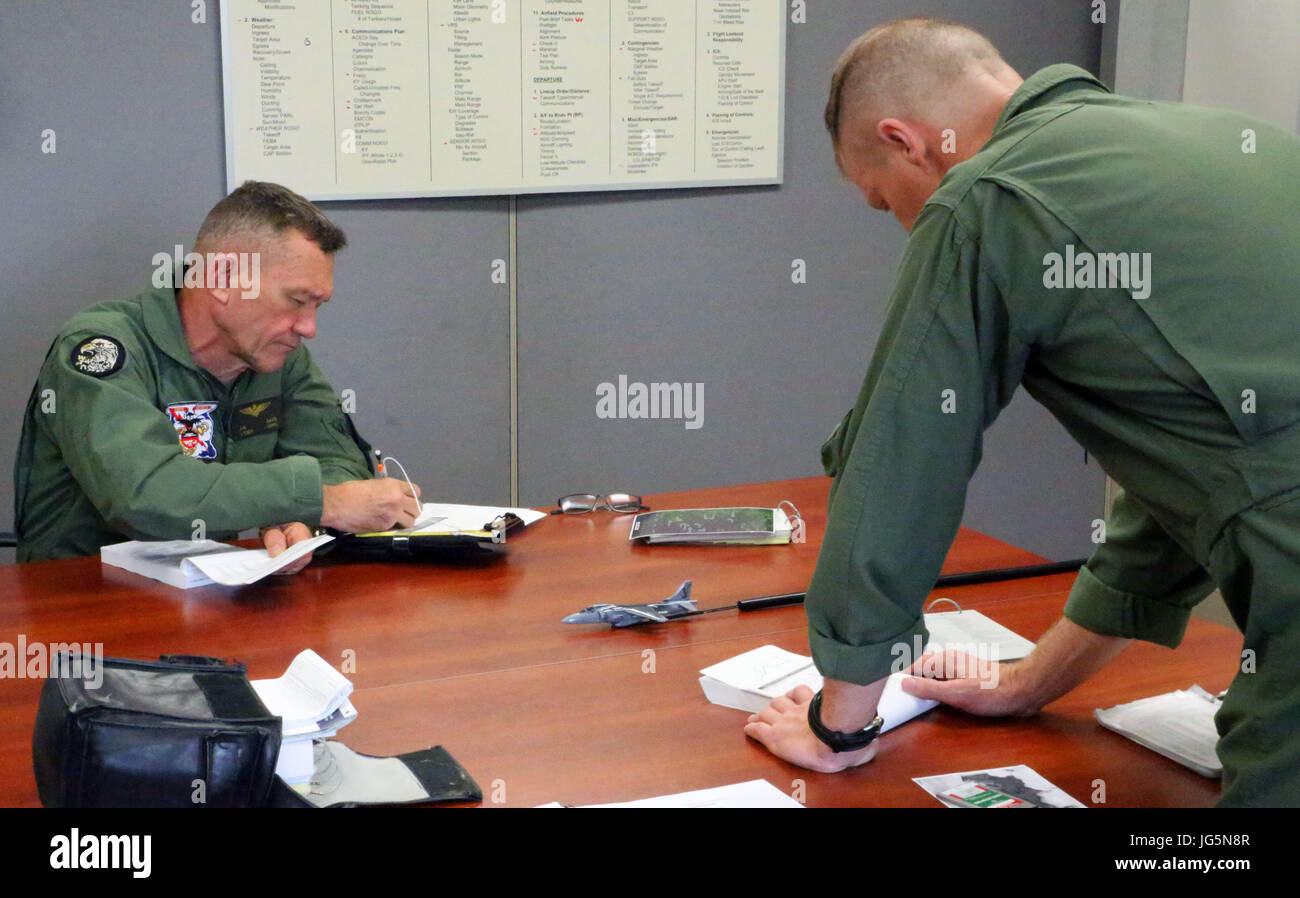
left=294, top=308, right=317, bottom=340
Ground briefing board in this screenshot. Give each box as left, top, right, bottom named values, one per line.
left=219, top=0, right=786, bottom=200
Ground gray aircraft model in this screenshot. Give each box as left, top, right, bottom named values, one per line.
left=562, top=580, right=697, bottom=628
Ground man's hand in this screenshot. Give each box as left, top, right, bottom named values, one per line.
left=260, top=522, right=317, bottom=575
left=743, top=683, right=880, bottom=773
left=901, top=618, right=1132, bottom=716
left=899, top=651, right=1037, bottom=716
left=321, top=479, right=422, bottom=533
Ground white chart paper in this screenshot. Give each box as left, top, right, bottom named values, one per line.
left=221, top=0, right=786, bottom=199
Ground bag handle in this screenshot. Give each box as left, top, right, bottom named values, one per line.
left=158, top=654, right=233, bottom=667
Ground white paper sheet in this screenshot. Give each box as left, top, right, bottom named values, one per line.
left=541, top=780, right=805, bottom=808
left=183, top=533, right=333, bottom=585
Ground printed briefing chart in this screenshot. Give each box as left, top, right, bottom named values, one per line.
left=220, top=0, right=786, bottom=199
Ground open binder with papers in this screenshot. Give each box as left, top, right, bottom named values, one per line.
left=334, top=502, right=547, bottom=558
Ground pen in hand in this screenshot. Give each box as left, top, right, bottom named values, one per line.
left=377, top=452, right=423, bottom=523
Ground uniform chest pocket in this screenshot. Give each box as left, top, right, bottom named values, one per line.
left=229, top=397, right=283, bottom=441
left=225, top=397, right=282, bottom=463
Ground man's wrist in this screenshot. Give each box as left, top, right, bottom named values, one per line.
left=819, top=677, right=889, bottom=731
left=999, top=619, right=1131, bottom=716
left=1001, top=653, right=1067, bottom=716
left=1000, top=661, right=1038, bottom=715
left=319, top=484, right=337, bottom=530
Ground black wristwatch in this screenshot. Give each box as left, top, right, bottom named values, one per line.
left=807, top=690, right=884, bottom=753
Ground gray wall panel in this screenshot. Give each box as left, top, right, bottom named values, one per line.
left=304, top=199, right=511, bottom=505
left=1112, top=0, right=1190, bottom=101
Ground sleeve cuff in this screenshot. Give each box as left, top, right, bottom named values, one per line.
left=1063, top=564, right=1193, bottom=648
left=808, top=620, right=927, bottom=686
left=286, top=454, right=325, bottom=526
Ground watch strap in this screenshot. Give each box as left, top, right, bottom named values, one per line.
left=808, top=690, right=884, bottom=753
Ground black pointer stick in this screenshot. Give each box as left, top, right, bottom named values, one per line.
left=671, top=559, right=1088, bottom=621
left=670, top=591, right=807, bottom=620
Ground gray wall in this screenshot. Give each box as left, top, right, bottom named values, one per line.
left=1184, top=0, right=1300, bottom=133
left=1, top=0, right=1105, bottom=565
left=1110, top=0, right=1190, bottom=101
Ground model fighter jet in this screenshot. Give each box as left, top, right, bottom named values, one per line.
left=562, top=581, right=697, bottom=628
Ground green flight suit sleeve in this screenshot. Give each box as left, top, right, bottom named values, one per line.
left=274, top=348, right=373, bottom=485
left=45, top=329, right=323, bottom=538
left=807, top=205, right=1031, bottom=686
left=1064, top=487, right=1215, bottom=647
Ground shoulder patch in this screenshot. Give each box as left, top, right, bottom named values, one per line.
left=70, top=336, right=126, bottom=378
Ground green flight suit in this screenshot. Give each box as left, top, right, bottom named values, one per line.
left=809, top=64, right=1300, bottom=806
left=14, top=285, right=373, bottom=562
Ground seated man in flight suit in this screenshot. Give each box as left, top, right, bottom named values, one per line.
left=15, top=180, right=420, bottom=567
left=743, top=18, right=1300, bottom=807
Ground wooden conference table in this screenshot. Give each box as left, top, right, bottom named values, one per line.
left=0, top=477, right=1241, bottom=807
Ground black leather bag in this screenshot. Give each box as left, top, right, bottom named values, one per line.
left=33, top=653, right=281, bottom=808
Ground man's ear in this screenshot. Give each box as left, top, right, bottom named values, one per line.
left=876, top=118, right=929, bottom=167
left=207, top=253, right=239, bottom=306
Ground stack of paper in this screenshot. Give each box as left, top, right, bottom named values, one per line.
left=699, top=645, right=939, bottom=731
left=101, top=535, right=334, bottom=588
left=252, top=649, right=356, bottom=785
left=101, top=539, right=224, bottom=588
left=1095, top=685, right=1223, bottom=777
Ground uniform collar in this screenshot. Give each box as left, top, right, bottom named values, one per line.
left=141, top=284, right=202, bottom=371
left=994, top=63, right=1111, bottom=134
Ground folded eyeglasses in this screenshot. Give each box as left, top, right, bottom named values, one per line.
left=551, top=492, right=648, bottom=515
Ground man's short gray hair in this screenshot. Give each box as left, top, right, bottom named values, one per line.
left=194, top=180, right=346, bottom=254
left=825, top=18, right=1005, bottom=166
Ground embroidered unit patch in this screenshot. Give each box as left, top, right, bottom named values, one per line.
left=166, top=401, right=219, bottom=459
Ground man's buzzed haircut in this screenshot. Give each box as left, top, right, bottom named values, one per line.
left=194, top=180, right=347, bottom=254
left=825, top=18, right=1005, bottom=164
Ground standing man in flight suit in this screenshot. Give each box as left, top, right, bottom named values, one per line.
left=15, top=181, right=420, bottom=565
left=743, top=18, right=1300, bottom=806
